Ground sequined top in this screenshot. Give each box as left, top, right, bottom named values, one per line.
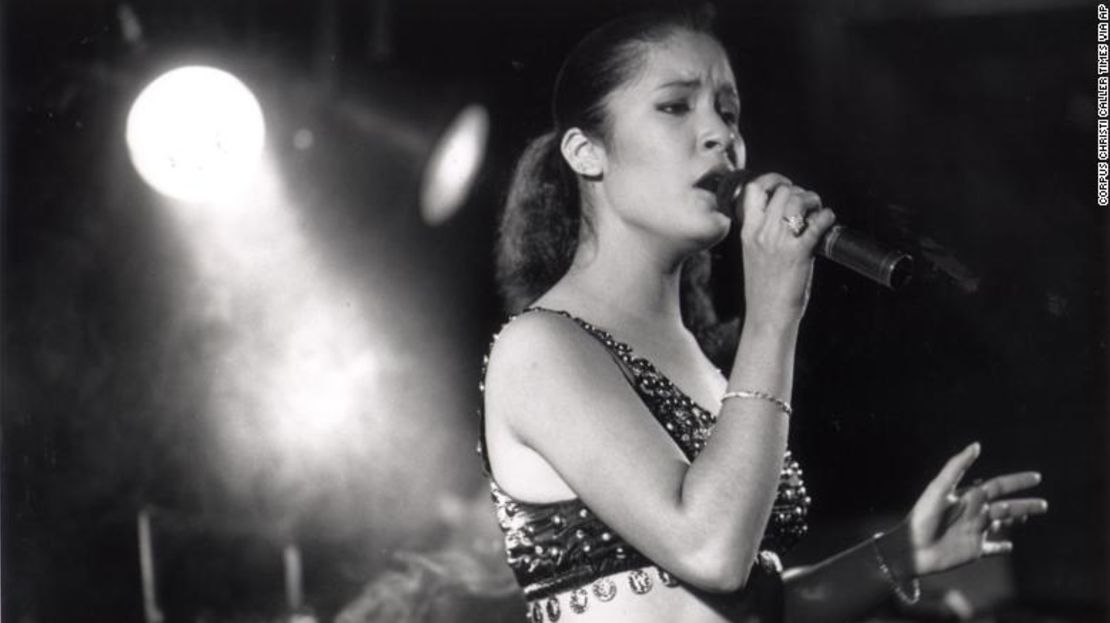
left=477, top=307, right=810, bottom=600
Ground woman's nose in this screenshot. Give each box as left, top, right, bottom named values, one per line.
left=702, top=126, right=745, bottom=167
left=700, top=118, right=738, bottom=156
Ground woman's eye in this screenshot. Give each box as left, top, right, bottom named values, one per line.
left=719, top=107, right=739, bottom=125
left=658, top=102, right=690, bottom=115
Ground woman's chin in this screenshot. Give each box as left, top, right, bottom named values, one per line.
left=677, top=216, right=732, bottom=254
left=698, top=214, right=734, bottom=246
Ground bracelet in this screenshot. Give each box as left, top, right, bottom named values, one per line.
left=870, top=533, right=921, bottom=605
left=720, top=389, right=792, bottom=416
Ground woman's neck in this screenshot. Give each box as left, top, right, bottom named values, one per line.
left=552, top=226, right=688, bottom=333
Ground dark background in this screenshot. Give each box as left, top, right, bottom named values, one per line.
left=3, top=0, right=1106, bottom=621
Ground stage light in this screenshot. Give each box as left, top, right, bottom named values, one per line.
left=126, top=65, right=265, bottom=203
left=334, top=89, right=488, bottom=226
left=420, top=104, right=489, bottom=226
left=124, top=60, right=482, bottom=541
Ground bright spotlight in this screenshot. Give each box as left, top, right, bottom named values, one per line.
left=126, top=66, right=265, bottom=203
left=420, top=104, right=489, bottom=226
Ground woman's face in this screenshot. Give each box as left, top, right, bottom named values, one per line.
left=592, top=29, right=743, bottom=255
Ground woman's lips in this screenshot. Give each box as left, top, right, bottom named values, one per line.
left=694, top=168, right=729, bottom=193
left=694, top=170, right=729, bottom=215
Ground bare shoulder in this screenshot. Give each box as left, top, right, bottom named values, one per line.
left=483, top=309, right=683, bottom=501
left=487, top=310, right=601, bottom=373
left=484, top=310, right=630, bottom=440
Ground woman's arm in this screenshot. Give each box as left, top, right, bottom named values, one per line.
left=782, top=444, right=1047, bottom=623
left=484, top=310, right=794, bottom=592
left=485, top=174, right=836, bottom=593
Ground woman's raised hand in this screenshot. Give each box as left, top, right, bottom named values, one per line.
left=902, top=442, right=1048, bottom=576
left=737, top=173, right=837, bottom=329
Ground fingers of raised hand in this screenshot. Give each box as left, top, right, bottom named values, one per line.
left=950, top=494, right=1045, bottom=562
left=988, top=498, right=1048, bottom=521
left=976, top=495, right=1045, bottom=558
left=918, top=461, right=1045, bottom=572
left=954, top=471, right=1046, bottom=525
left=922, top=443, right=981, bottom=509
left=978, top=471, right=1043, bottom=500
left=980, top=538, right=1014, bottom=557
left=988, top=505, right=1041, bottom=533
left=987, top=516, right=1024, bottom=537
left=982, top=515, right=1018, bottom=557
left=943, top=487, right=1046, bottom=540
left=961, top=485, right=991, bottom=521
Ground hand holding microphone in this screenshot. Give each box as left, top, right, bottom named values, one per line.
left=699, top=170, right=914, bottom=289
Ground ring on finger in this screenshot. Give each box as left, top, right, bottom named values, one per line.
left=782, top=214, right=807, bottom=237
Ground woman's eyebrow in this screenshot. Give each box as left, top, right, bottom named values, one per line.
left=654, top=78, right=700, bottom=91
left=654, top=79, right=739, bottom=98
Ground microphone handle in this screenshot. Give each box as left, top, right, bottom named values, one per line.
left=714, top=170, right=913, bottom=289
left=818, top=225, right=913, bottom=290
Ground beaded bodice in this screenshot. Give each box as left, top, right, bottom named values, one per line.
left=477, top=308, right=810, bottom=601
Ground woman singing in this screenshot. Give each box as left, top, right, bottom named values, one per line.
left=478, top=9, right=1047, bottom=622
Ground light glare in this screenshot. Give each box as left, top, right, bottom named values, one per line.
left=420, top=104, right=489, bottom=225
left=126, top=66, right=265, bottom=203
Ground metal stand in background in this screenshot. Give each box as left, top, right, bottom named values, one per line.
left=284, top=542, right=320, bottom=622
left=284, top=542, right=304, bottom=612
left=137, top=508, right=165, bottom=623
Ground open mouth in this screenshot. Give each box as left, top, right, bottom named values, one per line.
left=692, top=165, right=737, bottom=194
left=694, top=170, right=729, bottom=217
left=695, top=167, right=753, bottom=217
left=694, top=168, right=730, bottom=193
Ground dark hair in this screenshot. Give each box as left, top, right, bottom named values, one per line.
left=495, top=7, right=737, bottom=363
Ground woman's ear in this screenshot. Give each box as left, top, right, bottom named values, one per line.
left=560, top=128, right=604, bottom=180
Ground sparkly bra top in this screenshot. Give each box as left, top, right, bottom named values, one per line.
left=477, top=308, right=810, bottom=601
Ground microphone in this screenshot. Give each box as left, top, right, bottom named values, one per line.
left=703, top=170, right=914, bottom=290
